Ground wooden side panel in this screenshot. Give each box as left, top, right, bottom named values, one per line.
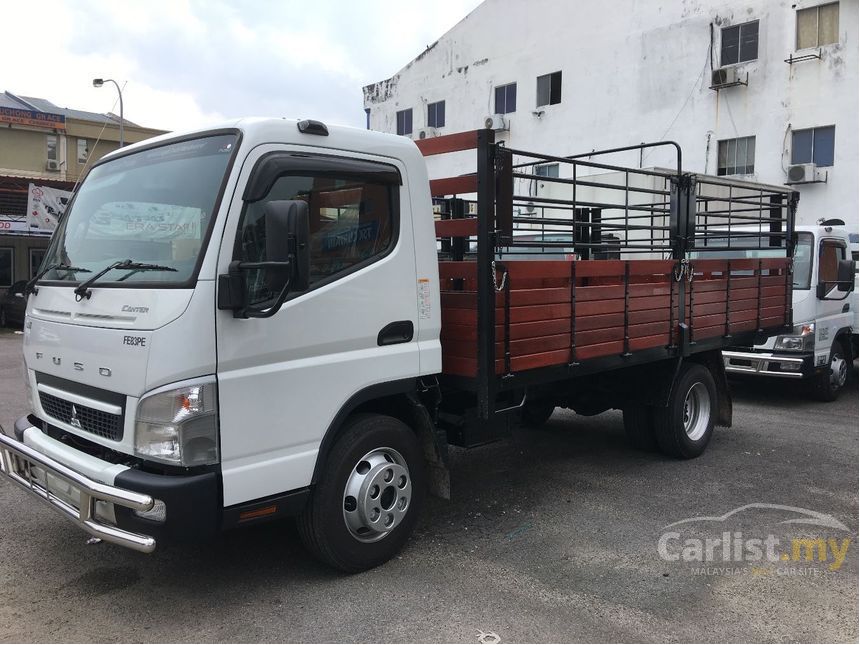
left=439, top=257, right=791, bottom=377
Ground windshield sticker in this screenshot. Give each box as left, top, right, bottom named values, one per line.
left=89, top=202, right=203, bottom=240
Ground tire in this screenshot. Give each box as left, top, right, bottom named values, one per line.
left=811, top=340, right=849, bottom=402
left=297, top=413, right=425, bottom=573
left=0, top=308, right=7, bottom=328
left=520, top=401, right=555, bottom=427
left=652, top=362, right=717, bottom=459
left=623, top=404, right=657, bottom=451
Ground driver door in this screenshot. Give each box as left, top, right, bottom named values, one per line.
left=214, top=145, right=420, bottom=507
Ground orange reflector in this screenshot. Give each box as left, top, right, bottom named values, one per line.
left=239, top=505, right=278, bottom=521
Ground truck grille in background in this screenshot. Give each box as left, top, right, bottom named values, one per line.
left=39, top=392, right=124, bottom=441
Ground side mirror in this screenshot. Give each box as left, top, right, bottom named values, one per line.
left=817, top=259, right=856, bottom=300
left=836, top=259, right=855, bottom=288
left=217, top=200, right=310, bottom=318
left=263, top=200, right=309, bottom=294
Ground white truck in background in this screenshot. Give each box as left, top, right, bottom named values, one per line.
left=722, top=220, right=857, bottom=401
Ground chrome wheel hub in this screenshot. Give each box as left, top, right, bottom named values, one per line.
left=343, top=447, right=412, bottom=543
left=830, top=354, right=848, bottom=389
left=682, top=382, right=710, bottom=441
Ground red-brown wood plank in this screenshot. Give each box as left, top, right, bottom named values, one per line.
left=508, top=349, right=571, bottom=373
left=575, top=282, right=672, bottom=302
left=575, top=328, right=624, bottom=346
left=441, top=354, right=477, bottom=377
left=416, top=130, right=478, bottom=156
left=694, top=325, right=725, bottom=339
left=629, top=320, right=671, bottom=339
left=435, top=218, right=477, bottom=237
left=629, top=334, right=670, bottom=351
left=576, top=341, right=626, bottom=361
left=692, top=290, right=728, bottom=305
left=430, top=175, right=477, bottom=196
left=629, top=295, right=671, bottom=312
left=503, top=261, right=572, bottom=279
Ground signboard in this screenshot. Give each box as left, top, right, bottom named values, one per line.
left=0, top=217, right=30, bottom=233
left=26, top=183, right=72, bottom=233
left=0, top=106, right=65, bottom=130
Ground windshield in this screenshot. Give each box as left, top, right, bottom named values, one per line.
left=689, top=231, right=813, bottom=290
left=40, top=133, right=237, bottom=287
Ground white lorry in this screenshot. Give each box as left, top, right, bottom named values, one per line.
left=0, top=120, right=798, bottom=571
left=722, top=220, right=857, bottom=400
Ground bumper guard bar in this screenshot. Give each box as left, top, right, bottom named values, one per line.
left=0, top=431, right=157, bottom=553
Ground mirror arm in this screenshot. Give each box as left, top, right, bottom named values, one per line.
left=817, top=280, right=854, bottom=301
left=241, top=256, right=295, bottom=319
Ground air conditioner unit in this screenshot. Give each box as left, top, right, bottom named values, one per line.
left=483, top=114, right=508, bottom=131
left=786, top=163, right=824, bottom=184
left=45, top=160, right=60, bottom=171
left=415, top=127, right=439, bottom=140
left=710, top=67, right=742, bottom=88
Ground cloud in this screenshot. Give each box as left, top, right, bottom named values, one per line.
left=2, top=0, right=482, bottom=132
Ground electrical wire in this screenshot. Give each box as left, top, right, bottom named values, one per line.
left=642, top=43, right=711, bottom=165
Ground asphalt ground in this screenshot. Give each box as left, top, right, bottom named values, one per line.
left=0, top=329, right=856, bottom=643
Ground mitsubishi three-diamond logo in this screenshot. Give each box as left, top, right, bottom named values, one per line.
left=69, top=404, right=82, bottom=429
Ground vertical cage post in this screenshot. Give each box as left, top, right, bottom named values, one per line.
left=476, top=128, right=496, bottom=419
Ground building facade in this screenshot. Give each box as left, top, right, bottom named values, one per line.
left=0, top=91, right=165, bottom=287
left=363, top=0, right=858, bottom=233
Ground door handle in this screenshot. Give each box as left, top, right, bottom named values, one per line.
left=377, top=321, right=414, bottom=346
left=843, top=303, right=850, bottom=313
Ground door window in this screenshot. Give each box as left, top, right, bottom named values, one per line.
left=236, top=159, right=398, bottom=305
left=818, top=240, right=845, bottom=284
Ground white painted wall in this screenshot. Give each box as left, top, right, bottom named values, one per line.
left=363, top=0, right=858, bottom=234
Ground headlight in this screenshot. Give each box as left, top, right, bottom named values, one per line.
left=774, top=322, right=815, bottom=352
left=135, top=379, right=219, bottom=466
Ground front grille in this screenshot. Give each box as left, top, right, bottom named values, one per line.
left=39, top=392, right=123, bottom=441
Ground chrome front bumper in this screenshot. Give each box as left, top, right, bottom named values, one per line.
left=722, top=350, right=806, bottom=379
left=0, top=431, right=157, bottom=553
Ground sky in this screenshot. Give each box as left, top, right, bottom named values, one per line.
left=2, top=0, right=483, bottom=132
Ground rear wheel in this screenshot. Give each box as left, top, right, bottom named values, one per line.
left=0, top=307, right=7, bottom=328
left=812, top=340, right=849, bottom=402
left=297, top=414, right=425, bottom=573
left=623, top=404, right=657, bottom=451
left=520, top=401, right=555, bottom=427
left=653, top=362, right=717, bottom=459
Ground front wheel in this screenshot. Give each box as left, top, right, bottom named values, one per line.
left=653, top=362, right=717, bottom=459
left=811, top=341, right=849, bottom=402
left=297, top=414, right=425, bottom=573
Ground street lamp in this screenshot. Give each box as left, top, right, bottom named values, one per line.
left=92, top=78, right=124, bottom=147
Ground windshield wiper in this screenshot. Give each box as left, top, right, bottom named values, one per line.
left=26, top=263, right=92, bottom=296
left=74, top=260, right=177, bottom=301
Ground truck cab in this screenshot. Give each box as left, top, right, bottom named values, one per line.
left=722, top=221, right=857, bottom=400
